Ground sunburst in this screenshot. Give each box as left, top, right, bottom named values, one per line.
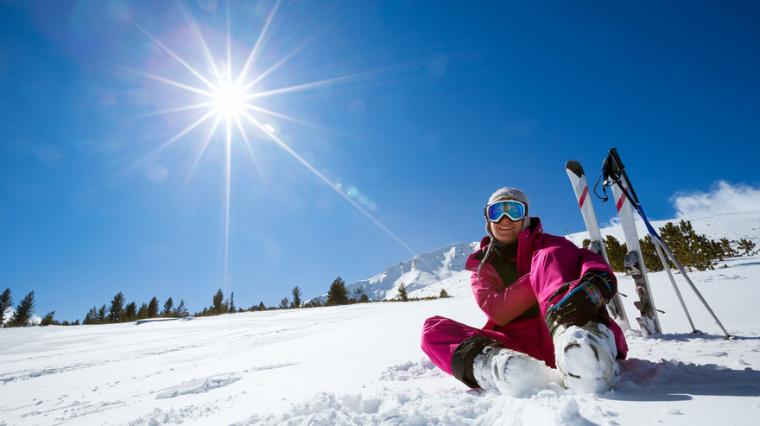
left=122, top=1, right=415, bottom=291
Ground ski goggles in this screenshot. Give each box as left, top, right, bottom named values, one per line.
left=484, top=199, right=527, bottom=223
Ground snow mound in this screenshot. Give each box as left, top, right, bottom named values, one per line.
left=378, top=359, right=442, bottom=382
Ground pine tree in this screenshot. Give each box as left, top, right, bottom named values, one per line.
left=279, top=297, right=290, bottom=309
left=439, top=289, right=449, bottom=298
left=359, top=293, right=370, bottom=303
left=109, top=292, right=125, bottom=323
left=661, top=221, right=696, bottom=270
left=213, top=289, right=224, bottom=314
left=84, top=306, right=98, bottom=325
left=639, top=236, right=664, bottom=272
left=0, top=288, right=12, bottom=326
left=147, top=297, right=160, bottom=318
left=229, top=292, right=235, bottom=313
left=327, top=277, right=349, bottom=305
left=680, top=221, right=714, bottom=270
left=720, top=238, right=737, bottom=257
left=737, top=238, right=757, bottom=256
left=658, top=220, right=724, bottom=271
left=97, top=305, right=107, bottom=323
left=11, top=291, right=35, bottom=327
left=292, top=286, right=302, bottom=308
left=124, top=302, right=137, bottom=322
left=174, top=300, right=188, bottom=318
left=398, top=283, right=408, bottom=301
left=137, top=303, right=148, bottom=319
left=258, top=301, right=266, bottom=311
left=41, top=311, right=56, bottom=326
left=163, top=297, right=174, bottom=317
left=603, top=235, right=627, bottom=272
left=73, top=319, right=80, bottom=326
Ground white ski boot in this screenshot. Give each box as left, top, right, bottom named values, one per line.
left=553, top=322, right=619, bottom=393
left=473, top=345, right=563, bottom=396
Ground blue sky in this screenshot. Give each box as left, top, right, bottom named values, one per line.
left=2, top=0, right=759, bottom=321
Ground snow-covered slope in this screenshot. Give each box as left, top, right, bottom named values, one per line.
left=2, top=254, right=760, bottom=425
left=566, top=210, right=760, bottom=248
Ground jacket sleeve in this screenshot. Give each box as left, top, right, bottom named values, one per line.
left=575, top=244, right=618, bottom=292
left=471, top=269, right=538, bottom=326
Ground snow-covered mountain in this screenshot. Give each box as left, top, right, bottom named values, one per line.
left=1, top=306, right=13, bottom=326
left=314, top=241, right=478, bottom=303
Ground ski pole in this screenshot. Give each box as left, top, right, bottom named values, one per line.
left=652, top=237, right=697, bottom=333
left=642, top=214, right=732, bottom=339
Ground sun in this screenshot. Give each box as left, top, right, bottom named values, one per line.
left=123, top=1, right=416, bottom=290
left=211, top=82, right=247, bottom=120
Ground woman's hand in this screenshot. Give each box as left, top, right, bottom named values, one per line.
left=544, top=270, right=616, bottom=334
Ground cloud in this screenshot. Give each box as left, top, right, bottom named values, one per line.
left=671, top=181, right=760, bottom=218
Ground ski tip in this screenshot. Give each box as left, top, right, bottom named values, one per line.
left=565, top=160, right=584, bottom=177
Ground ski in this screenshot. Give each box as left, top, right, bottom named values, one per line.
left=600, top=150, right=662, bottom=336
left=599, top=148, right=730, bottom=338
left=565, top=160, right=631, bottom=330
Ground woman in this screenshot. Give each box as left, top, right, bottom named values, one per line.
left=421, top=187, right=628, bottom=395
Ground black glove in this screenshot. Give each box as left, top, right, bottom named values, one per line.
left=545, top=271, right=616, bottom=335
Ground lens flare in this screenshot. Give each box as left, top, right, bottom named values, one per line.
left=123, top=0, right=415, bottom=292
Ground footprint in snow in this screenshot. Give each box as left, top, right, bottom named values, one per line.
left=156, top=373, right=242, bottom=399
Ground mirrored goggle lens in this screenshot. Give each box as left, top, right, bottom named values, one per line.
left=486, top=200, right=526, bottom=222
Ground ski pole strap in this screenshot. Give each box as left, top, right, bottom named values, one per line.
left=593, top=174, right=609, bottom=202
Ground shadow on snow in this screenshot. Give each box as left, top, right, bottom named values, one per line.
left=603, top=358, right=760, bottom=401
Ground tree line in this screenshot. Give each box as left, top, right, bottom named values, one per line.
left=82, top=292, right=189, bottom=325
left=583, top=219, right=758, bottom=273
left=0, top=270, right=448, bottom=329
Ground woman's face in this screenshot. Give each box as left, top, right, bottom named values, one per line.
left=490, top=216, right=524, bottom=244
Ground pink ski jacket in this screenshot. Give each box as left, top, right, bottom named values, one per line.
left=465, top=217, right=628, bottom=366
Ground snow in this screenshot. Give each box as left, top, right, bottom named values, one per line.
left=2, top=214, right=760, bottom=425
left=2, top=307, right=13, bottom=326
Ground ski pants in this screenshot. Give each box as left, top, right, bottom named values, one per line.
left=420, top=246, right=627, bottom=385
